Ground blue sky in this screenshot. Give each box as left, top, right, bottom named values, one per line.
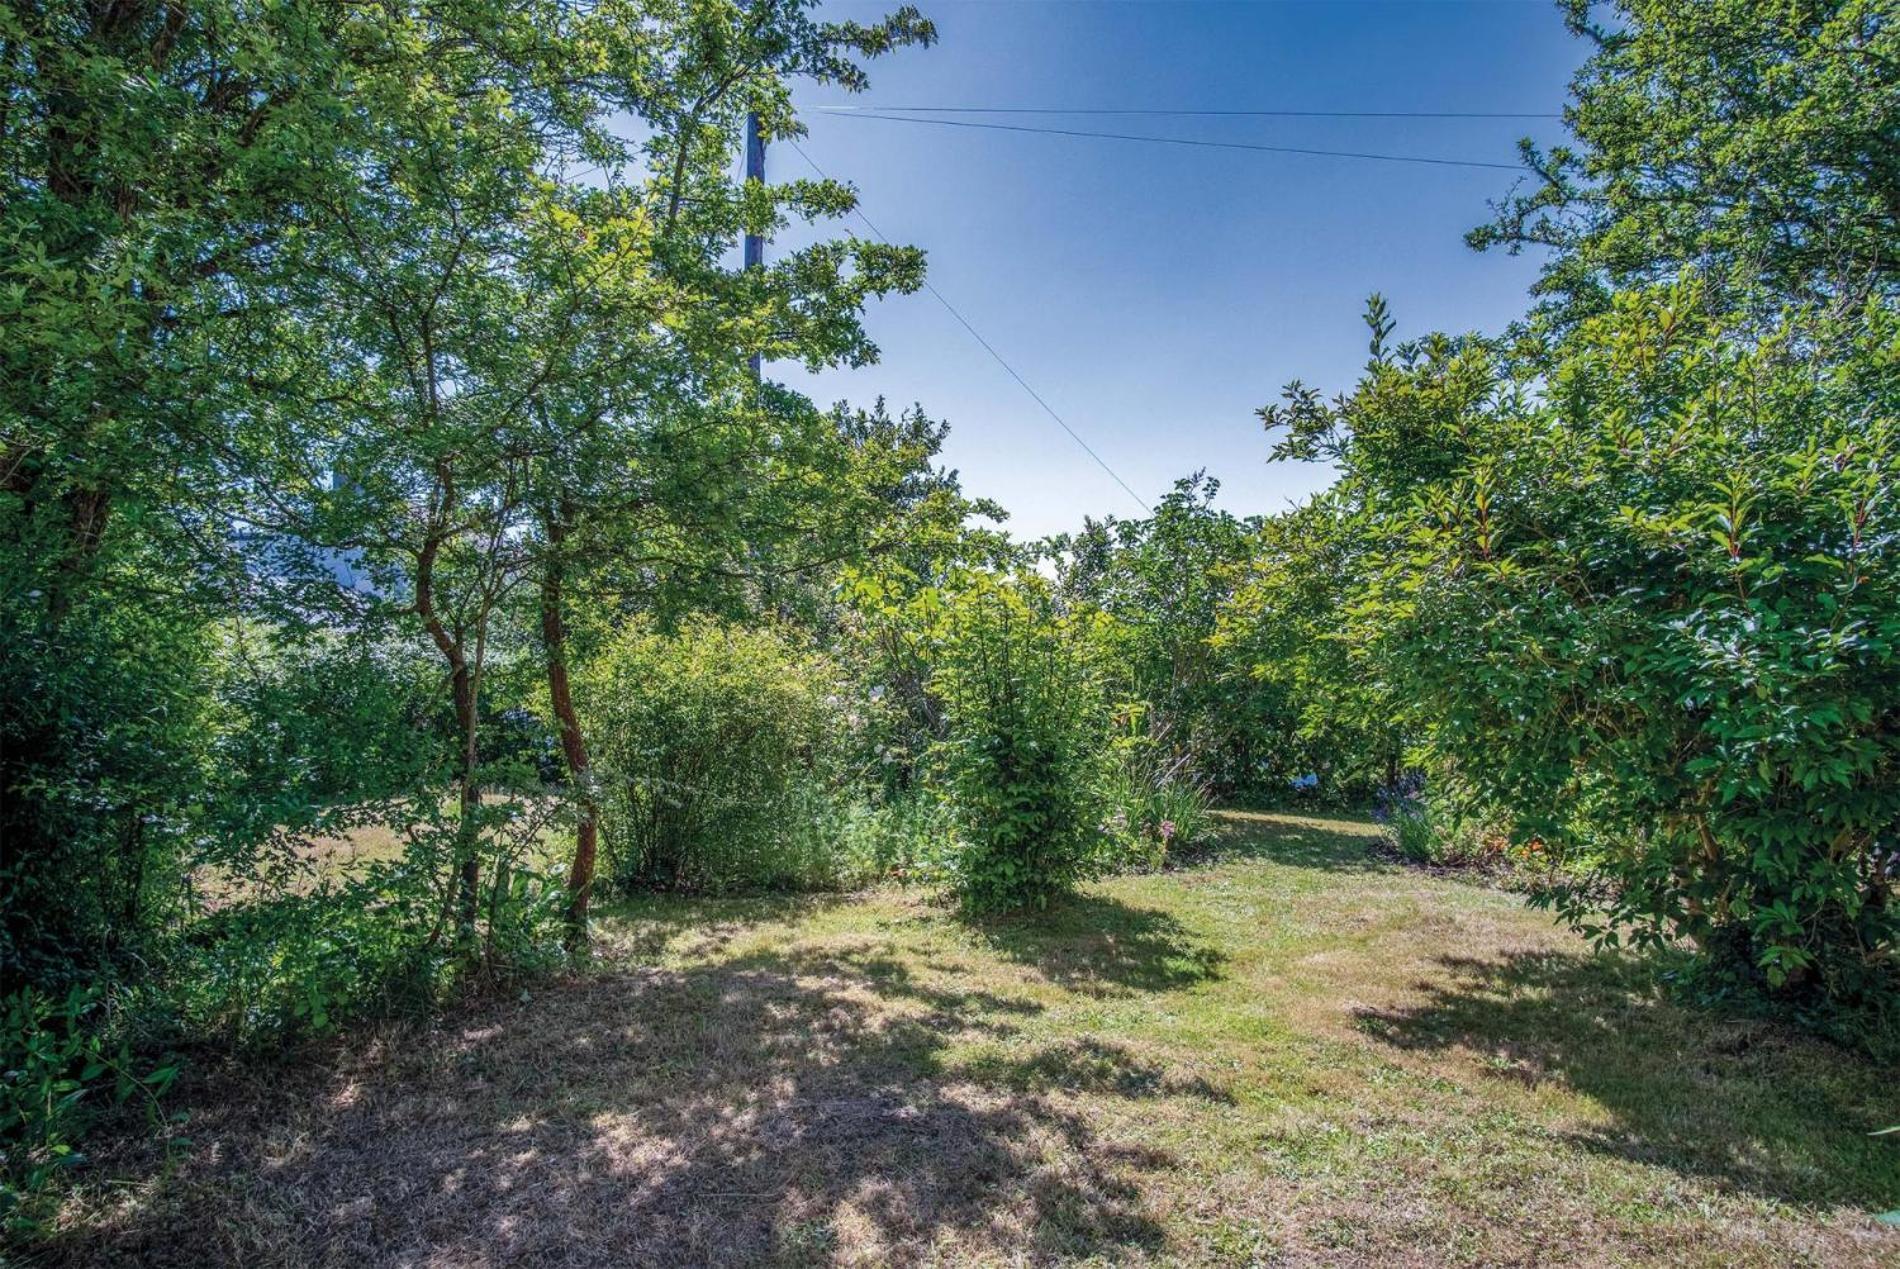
left=773, top=0, right=1587, bottom=538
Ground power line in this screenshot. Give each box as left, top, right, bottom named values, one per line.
left=820, top=105, right=1561, bottom=120
left=817, top=110, right=1526, bottom=171
left=787, top=138, right=1151, bottom=515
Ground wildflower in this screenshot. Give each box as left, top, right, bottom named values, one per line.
left=1158, top=819, right=1177, bottom=842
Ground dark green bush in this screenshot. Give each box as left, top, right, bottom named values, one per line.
left=0, top=583, right=219, bottom=990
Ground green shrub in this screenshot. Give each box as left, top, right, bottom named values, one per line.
left=930, top=578, right=1112, bottom=912
left=148, top=794, right=569, bottom=1049
left=1384, top=799, right=1436, bottom=865
left=143, top=628, right=569, bottom=1048
left=832, top=788, right=957, bottom=883
left=1310, top=286, right=1900, bottom=1037
left=1379, top=792, right=1506, bottom=869
left=583, top=619, right=867, bottom=893
left=0, top=583, right=219, bottom=990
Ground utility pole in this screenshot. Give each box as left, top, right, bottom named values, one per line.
left=744, top=109, right=765, bottom=380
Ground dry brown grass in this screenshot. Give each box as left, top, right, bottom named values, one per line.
left=39, top=812, right=1900, bottom=1267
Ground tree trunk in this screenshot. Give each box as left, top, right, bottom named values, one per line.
left=451, top=656, right=483, bottom=945
left=416, top=520, right=483, bottom=948
left=539, top=508, right=597, bottom=947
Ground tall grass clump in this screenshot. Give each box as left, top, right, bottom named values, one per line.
left=584, top=619, right=870, bottom=893
left=1102, top=708, right=1213, bottom=869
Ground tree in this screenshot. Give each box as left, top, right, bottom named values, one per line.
left=1348, top=286, right=1897, bottom=1033
left=0, top=0, right=357, bottom=980
left=514, top=3, right=937, bottom=941
left=1256, top=3, right=1900, bottom=1037
left=1472, top=0, right=1900, bottom=327
left=1049, top=474, right=1262, bottom=792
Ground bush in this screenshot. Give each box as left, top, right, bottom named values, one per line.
left=1376, top=787, right=1508, bottom=870
left=0, top=584, right=219, bottom=990
left=1327, top=287, right=1900, bottom=1036
left=151, top=628, right=570, bottom=1047
left=831, top=788, right=957, bottom=883
left=583, top=619, right=868, bottom=893
left=929, top=578, right=1112, bottom=912
left=156, top=799, right=569, bottom=1049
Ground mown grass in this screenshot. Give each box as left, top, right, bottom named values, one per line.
left=43, top=811, right=1900, bottom=1266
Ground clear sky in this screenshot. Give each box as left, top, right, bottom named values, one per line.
left=772, top=0, right=1587, bottom=539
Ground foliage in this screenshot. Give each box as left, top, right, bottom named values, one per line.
left=1050, top=474, right=1263, bottom=794
left=1375, top=779, right=1513, bottom=871
left=1101, top=708, right=1214, bottom=870
left=1, top=987, right=178, bottom=1233
left=831, top=787, right=960, bottom=884
left=830, top=446, right=1022, bottom=808
left=1209, top=298, right=1419, bottom=806
left=164, top=795, right=569, bottom=1049
left=584, top=619, right=870, bottom=893
left=925, top=575, right=1113, bottom=913
left=0, top=579, right=219, bottom=986
left=1215, top=490, right=1406, bottom=805
left=1274, top=283, right=1900, bottom=1039
left=1, top=0, right=945, bottom=1206
left=1249, top=1, right=1900, bottom=1045
left=1472, top=0, right=1899, bottom=327
left=204, top=626, right=446, bottom=840
left=0, top=0, right=377, bottom=986
left=106, top=625, right=569, bottom=1046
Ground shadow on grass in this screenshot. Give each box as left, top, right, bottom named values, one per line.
left=967, top=893, right=1225, bottom=997
left=50, top=943, right=1183, bottom=1267
left=1352, top=949, right=1900, bottom=1211
left=1186, top=809, right=1393, bottom=875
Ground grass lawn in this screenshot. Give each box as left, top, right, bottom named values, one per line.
left=47, top=812, right=1900, bottom=1266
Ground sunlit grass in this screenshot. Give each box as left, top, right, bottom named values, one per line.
left=51, top=811, right=1900, bottom=1266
